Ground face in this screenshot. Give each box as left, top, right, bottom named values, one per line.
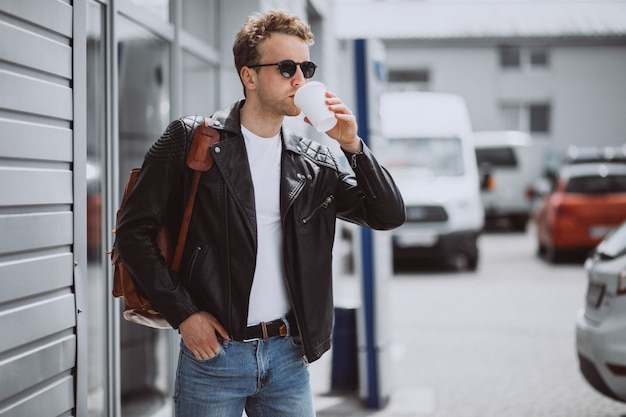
left=244, top=33, right=311, bottom=118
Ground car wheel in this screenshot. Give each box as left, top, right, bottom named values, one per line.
left=453, top=254, right=468, bottom=271
left=467, top=253, right=479, bottom=271
left=448, top=252, right=478, bottom=272
left=544, top=245, right=561, bottom=264
left=510, top=215, right=528, bottom=232
left=537, top=241, right=546, bottom=258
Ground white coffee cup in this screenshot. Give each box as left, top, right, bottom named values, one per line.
left=294, top=81, right=338, bottom=133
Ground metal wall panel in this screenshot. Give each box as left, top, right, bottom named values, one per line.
left=0, top=0, right=78, bottom=415
left=0, top=335, right=76, bottom=400
left=0, top=119, right=72, bottom=162
left=0, top=169, right=72, bottom=206
left=0, top=213, right=73, bottom=254
left=0, top=253, right=74, bottom=304
left=0, top=377, right=75, bottom=417
left=0, top=21, right=72, bottom=78
left=0, top=0, right=72, bottom=37
left=0, top=294, right=76, bottom=353
left=0, top=71, right=73, bottom=120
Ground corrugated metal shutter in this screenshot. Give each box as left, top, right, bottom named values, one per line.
left=0, top=1, right=82, bottom=416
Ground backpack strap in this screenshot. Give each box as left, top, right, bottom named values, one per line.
left=186, top=117, right=220, bottom=171
left=171, top=117, right=220, bottom=271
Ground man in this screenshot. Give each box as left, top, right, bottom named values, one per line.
left=116, top=9, right=405, bottom=417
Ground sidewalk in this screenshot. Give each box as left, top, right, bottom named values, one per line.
left=309, top=276, right=422, bottom=417
left=311, top=350, right=429, bottom=417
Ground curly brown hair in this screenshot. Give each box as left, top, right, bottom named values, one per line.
left=233, top=10, right=314, bottom=77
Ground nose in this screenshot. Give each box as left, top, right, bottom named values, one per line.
left=291, top=66, right=306, bottom=86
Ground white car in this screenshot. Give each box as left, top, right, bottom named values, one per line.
left=474, top=130, right=546, bottom=231
left=576, top=220, right=626, bottom=402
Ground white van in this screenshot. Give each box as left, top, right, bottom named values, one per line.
left=379, top=92, right=484, bottom=270
left=474, top=131, right=544, bottom=231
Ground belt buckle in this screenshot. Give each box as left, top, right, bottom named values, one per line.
left=242, top=317, right=290, bottom=342
left=279, top=316, right=291, bottom=337
left=279, top=322, right=287, bottom=337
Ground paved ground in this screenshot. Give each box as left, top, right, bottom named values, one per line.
left=310, top=228, right=626, bottom=416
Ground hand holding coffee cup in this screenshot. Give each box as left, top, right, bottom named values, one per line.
left=294, top=81, right=338, bottom=133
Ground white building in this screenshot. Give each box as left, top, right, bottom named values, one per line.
left=336, top=0, right=626, bottom=155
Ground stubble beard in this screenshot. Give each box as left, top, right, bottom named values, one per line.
left=258, top=84, right=300, bottom=118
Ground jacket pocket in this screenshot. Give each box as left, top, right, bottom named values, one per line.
left=184, top=245, right=203, bottom=287
left=301, top=194, right=335, bottom=225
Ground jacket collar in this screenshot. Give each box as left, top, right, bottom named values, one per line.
left=209, top=99, right=244, bottom=136
left=211, top=99, right=305, bottom=156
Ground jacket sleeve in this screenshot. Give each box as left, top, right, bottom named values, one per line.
left=336, top=142, right=406, bottom=230
left=114, top=118, right=200, bottom=329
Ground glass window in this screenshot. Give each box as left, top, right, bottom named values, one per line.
left=500, top=103, right=521, bottom=131
left=388, top=69, right=429, bottom=83
left=385, top=137, right=465, bottom=177
left=127, top=0, right=170, bottom=21
left=566, top=175, right=626, bottom=194
left=118, top=16, right=172, bottom=181
left=182, top=0, right=218, bottom=46
left=500, top=46, right=520, bottom=68
left=182, top=51, right=217, bottom=116
left=530, top=104, right=550, bottom=133
left=117, top=15, right=173, bottom=416
left=475, top=147, right=518, bottom=168
left=500, top=103, right=551, bottom=134
left=86, top=2, right=107, bottom=416
left=530, top=49, right=549, bottom=67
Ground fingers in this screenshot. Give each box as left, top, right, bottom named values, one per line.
left=325, top=94, right=352, bottom=116
left=179, top=311, right=229, bottom=360
left=191, top=345, right=219, bottom=360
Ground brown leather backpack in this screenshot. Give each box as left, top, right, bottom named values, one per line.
left=110, top=118, right=219, bottom=328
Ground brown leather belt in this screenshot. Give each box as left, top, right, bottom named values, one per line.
left=244, top=312, right=297, bottom=341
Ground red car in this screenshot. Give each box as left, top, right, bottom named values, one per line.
left=536, top=162, right=626, bottom=262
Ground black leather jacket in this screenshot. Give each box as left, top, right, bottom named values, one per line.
left=116, top=100, right=405, bottom=362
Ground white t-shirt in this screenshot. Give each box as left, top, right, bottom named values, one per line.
left=241, top=125, right=291, bottom=325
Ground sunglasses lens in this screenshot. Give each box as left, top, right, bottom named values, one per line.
left=278, top=61, right=297, bottom=78
left=275, top=60, right=317, bottom=78
left=301, top=62, right=316, bottom=79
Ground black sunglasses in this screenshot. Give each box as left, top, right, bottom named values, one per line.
left=249, top=60, right=317, bottom=79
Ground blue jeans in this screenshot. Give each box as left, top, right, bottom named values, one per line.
left=174, top=336, right=315, bottom=417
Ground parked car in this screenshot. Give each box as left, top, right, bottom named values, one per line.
left=535, top=162, right=626, bottom=262
left=576, top=220, right=626, bottom=402
left=539, top=145, right=626, bottom=187
left=474, top=130, right=545, bottom=231
left=565, top=145, right=626, bottom=165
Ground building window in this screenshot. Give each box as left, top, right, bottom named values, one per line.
left=500, top=102, right=551, bottom=134
left=529, top=103, right=550, bottom=133
left=183, top=0, right=219, bottom=46
left=499, top=46, right=520, bottom=68
left=127, top=0, right=170, bottom=21
left=387, top=68, right=430, bottom=91
left=530, top=49, right=549, bottom=68
left=499, top=46, right=550, bottom=70
left=86, top=1, right=107, bottom=415
left=388, top=69, right=429, bottom=83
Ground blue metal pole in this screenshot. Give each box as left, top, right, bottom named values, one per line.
left=354, top=38, right=380, bottom=409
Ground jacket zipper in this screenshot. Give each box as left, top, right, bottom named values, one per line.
left=301, top=195, right=335, bottom=225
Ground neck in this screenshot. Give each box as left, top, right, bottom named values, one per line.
left=240, top=99, right=283, bottom=138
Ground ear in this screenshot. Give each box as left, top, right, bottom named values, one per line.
left=240, top=67, right=257, bottom=91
